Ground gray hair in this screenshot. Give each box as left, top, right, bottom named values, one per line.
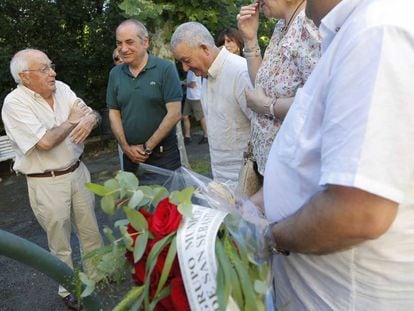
left=10, top=48, right=40, bottom=84
left=170, top=22, right=216, bottom=50
left=117, top=19, right=148, bottom=39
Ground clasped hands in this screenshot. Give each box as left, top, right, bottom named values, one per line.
left=67, top=99, right=97, bottom=144
left=123, top=144, right=149, bottom=164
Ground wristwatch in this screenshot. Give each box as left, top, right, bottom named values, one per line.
left=143, top=142, right=152, bottom=155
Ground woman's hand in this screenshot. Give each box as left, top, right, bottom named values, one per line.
left=237, top=1, right=260, bottom=45
left=245, top=86, right=272, bottom=115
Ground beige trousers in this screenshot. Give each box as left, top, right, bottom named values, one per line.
left=27, top=162, right=103, bottom=297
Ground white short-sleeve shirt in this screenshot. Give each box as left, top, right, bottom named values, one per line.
left=185, top=70, right=202, bottom=100
left=201, top=48, right=252, bottom=186
left=264, top=0, right=414, bottom=309
left=2, top=81, right=84, bottom=174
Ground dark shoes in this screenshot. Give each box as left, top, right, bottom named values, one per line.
left=198, top=136, right=208, bottom=144
left=62, top=294, right=79, bottom=310
left=184, top=137, right=192, bottom=145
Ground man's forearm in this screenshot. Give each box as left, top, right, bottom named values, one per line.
left=270, top=185, right=398, bottom=255
left=36, top=121, right=76, bottom=150
left=108, top=109, right=129, bottom=149
left=145, top=102, right=181, bottom=150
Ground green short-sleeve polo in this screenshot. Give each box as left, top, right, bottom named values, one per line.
left=106, top=54, right=182, bottom=144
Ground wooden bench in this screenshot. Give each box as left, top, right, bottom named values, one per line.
left=0, top=135, right=16, bottom=164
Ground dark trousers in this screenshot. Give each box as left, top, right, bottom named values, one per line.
left=123, top=138, right=181, bottom=186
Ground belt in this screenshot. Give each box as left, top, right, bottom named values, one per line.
left=27, top=160, right=81, bottom=178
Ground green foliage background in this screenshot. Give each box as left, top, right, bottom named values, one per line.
left=0, top=0, right=275, bottom=132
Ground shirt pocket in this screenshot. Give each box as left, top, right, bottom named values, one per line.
left=276, top=88, right=313, bottom=162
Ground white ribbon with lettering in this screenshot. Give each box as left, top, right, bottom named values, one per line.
left=177, top=205, right=239, bottom=311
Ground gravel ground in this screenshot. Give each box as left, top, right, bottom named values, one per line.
left=0, top=132, right=210, bottom=311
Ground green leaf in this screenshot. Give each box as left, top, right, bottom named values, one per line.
left=101, top=195, right=115, bottom=216
left=254, top=280, right=268, bottom=295
left=117, top=171, right=139, bottom=190
left=128, top=190, right=145, bottom=209
left=83, top=244, right=112, bottom=261
left=112, top=286, right=145, bottom=311
left=114, top=219, right=129, bottom=228
left=216, top=257, right=227, bottom=311
left=120, top=225, right=134, bottom=251
left=155, top=238, right=177, bottom=297
left=169, top=186, right=194, bottom=205
left=85, top=182, right=110, bottom=196
left=233, top=257, right=258, bottom=311
left=133, top=229, right=149, bottom=263
left=215, top=239, right=232, bottom=310
left=146, top=233, right=175, bottom=269
left=104, top=178, right=120, bottom=200
left=151, top=186, right=169, bottom=207
left=103, top=226, right=115, bottom=243
left=150, top=285, right=171, bottom=310
left=79, top=272, right=95, bottom=298
left=170, top=187, right=194, bottom=217
left=104, top=178, right=119, bottom=192
left=124, top=206, right=148, bottom=231
left=177, top=201, right=192, bottom=218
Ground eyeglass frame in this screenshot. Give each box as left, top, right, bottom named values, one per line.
left=22, top=63, right=56, bottom=75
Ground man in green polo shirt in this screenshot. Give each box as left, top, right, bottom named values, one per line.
left=107, top=19, right=182, bottom=180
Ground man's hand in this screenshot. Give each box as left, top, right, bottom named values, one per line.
left=245, top=86, right=272, bottom=115
left=69, top=113, right=96, bottom=144
left=68, top=104, right=88, bottom=125
left=123, top=144, right=149, bottom=164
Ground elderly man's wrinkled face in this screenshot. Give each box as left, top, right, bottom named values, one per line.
left=20, top=51, right=56, bottom=96
left=172, top=42, right=211, bottom=77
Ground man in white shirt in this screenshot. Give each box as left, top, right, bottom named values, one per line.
left=171, top=22, right=252, bottom=187
left=182, top=69, right=208, bottom=144
left=250, top=0, right=414, bottom=309
left=2, top=49, right=103, bottom=310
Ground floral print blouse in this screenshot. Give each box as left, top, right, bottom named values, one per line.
left=252, top=10, right=321, bottom=175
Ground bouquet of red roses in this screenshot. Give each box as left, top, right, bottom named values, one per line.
left=84, top=166, right=272, bottom=311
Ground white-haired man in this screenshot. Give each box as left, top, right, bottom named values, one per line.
left=251, top=0, right=414, bottom=309
left=171, top=22, right=252, bottom=187
left=1, top=49, right=103, bottom=310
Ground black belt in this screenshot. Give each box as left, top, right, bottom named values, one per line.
left=27, top=160, right=81, bottom=178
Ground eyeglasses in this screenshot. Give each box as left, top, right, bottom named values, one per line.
left=23, top=63, right=56, bottom=74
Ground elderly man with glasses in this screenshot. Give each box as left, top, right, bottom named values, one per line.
left=1, top=48, right=103, bottom=310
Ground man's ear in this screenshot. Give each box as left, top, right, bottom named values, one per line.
left=19, top=72, right=30, bottom=85
left=143, top=36, right=150, bottom=49
left=199, top=44, right=210, bottom=55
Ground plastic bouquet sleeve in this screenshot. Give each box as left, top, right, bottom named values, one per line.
left=84, top=163, right=274, bottom=311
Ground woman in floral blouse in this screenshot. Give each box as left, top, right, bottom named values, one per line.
left=237, top=0, right=321, bottom=176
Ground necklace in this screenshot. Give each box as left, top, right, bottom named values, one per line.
left=281, top=0, right=305, bottom=34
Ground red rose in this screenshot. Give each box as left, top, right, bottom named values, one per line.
left=149, top=198, right=182, bottom=239
left=170, top=277, right=190, bottom=311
